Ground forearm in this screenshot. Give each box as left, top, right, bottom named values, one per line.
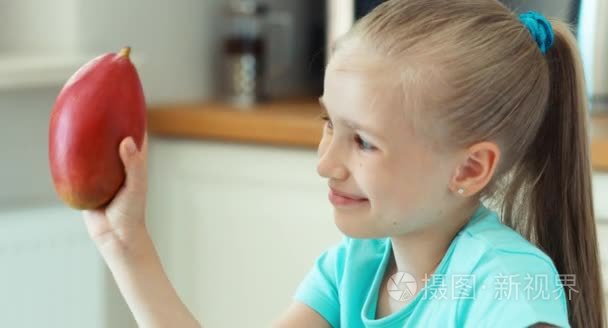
left=98, top=228, right=201, bottom=328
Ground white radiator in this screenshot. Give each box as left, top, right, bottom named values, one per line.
left=0, top=206, right=107, bottom=328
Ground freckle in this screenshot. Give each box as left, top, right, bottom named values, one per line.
left=393, top=222, right=397, bottom=225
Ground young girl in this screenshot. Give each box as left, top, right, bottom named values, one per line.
left=82, top=0, right=605, bottom=327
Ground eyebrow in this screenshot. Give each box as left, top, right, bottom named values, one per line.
left=318, top=97, right=385, bottom=142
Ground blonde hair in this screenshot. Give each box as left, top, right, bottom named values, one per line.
left=338, top=0, right=606, bottom=326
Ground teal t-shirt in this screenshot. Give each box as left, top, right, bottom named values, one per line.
left=294, top=203, right=571, bottom=327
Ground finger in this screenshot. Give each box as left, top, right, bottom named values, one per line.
left=119, top=136, right=146, bottom=192
left=141, top=131, right=148, bottom=155
left=141, top=133, right=148, bottom=189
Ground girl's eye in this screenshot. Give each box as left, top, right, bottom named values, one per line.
left=319, top=113, right=375, bottom=151
left=355, top=135, right=376, bottom=151
left=321, top=115, right=333, bottom=129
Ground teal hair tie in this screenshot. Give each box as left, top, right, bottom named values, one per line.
left=519, top=11, right=554, bottom=54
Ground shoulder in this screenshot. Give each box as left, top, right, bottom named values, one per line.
left=455, top=250, right=570, bottom=327
left=459, top=204, right=543, bottom=253
left=293, top=236, right=389, bottom=327
left=451, top=206, right=570, bottom=327
left=453, top=204, right=559, bottom=271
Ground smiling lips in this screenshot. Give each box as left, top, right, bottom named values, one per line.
left=328, top=187, right=369, bottom=206
left=331, top=188, right=367, bottom=200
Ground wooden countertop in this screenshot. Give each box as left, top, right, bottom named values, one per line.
left=593, top=116, right=608, bottom=171
left=148, top=99, right=608, bottom=171
left=148, top=99, right=324, bottom=149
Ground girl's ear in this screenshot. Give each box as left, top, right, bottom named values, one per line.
left=450, top=141, right=501, bottom=196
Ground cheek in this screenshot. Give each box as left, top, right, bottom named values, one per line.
left=358, top=161, right=397, bottom=201
left=372, top=158, right=426, bottom=206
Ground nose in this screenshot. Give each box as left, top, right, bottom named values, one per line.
left=316, top=137, right=349, bottom=180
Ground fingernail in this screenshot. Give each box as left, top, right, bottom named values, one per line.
left=126, top=138, right=136, bottom=155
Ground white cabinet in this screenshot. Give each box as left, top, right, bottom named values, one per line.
left=147, top=137, right=342, bottom=328
left=0, top=206, right=136, bottom=328
left=593, top=173, right=608, bottom=317
left=597, top=222, right=608, bottom=309
left=593, top=172, right=608, bottom=221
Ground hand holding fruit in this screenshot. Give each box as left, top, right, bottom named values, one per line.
left=48, top=48, right=201, bottom=328
left=48, top=47, right=148, bottom=250
left=82, top=133, right=149, bottom=252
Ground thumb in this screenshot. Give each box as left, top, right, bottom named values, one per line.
left=119, top=136, right=146, bottom=191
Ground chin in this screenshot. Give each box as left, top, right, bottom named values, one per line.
left=333, top=211, right=387, bottom=239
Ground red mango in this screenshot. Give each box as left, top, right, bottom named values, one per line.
left=48, top=47, right=146, bottom=210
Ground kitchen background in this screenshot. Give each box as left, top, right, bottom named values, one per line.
left=0, top=0, right=606, bottom=327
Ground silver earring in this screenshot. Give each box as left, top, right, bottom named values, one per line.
left=457, top=188, right=465, bottom=195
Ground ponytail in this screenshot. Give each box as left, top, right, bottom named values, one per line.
left=501, top=20, right=606, bottom=327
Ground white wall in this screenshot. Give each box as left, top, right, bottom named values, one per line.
left=76, top=0, right=222, bottom=104
left=0, top=0, right=79, bottom=54
left=0, top=87, right=64, bottom=208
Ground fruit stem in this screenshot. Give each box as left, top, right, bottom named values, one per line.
left=119, top=47, right=131, bottom=58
